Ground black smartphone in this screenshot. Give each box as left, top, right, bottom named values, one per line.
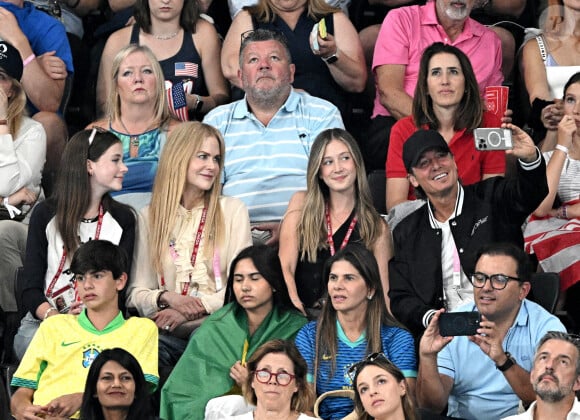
left=439, top=311, right=481, bottom=336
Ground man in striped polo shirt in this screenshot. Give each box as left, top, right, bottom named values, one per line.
left=204, top=29, right=344, bottom=245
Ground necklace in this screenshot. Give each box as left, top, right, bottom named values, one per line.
left=153, top=31, right=178, bottom=40
left=119, top=117, right=143, bottom=158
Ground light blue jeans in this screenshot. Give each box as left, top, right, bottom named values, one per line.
left=13, top=312, right=40, bottom=361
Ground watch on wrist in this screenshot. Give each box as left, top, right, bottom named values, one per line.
left=157, top=290, right=169, bottom=310
left=496, top=352, right=515, bottom=372
left=194, top=94, right=204, bottom=114
left=322, top=51, right=338, bottom=64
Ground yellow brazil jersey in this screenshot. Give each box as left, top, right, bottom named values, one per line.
left=12, top=311, right=158, bottom=415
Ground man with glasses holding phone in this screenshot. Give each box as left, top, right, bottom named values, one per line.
left=503, top=331, right=580, bottom=419
left=389, top=126, right=548, bottom=339
left=416, top=243, right=566, bottom=419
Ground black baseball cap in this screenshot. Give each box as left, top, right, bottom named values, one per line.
left=403, top=129, right=451, bottom=172
left=0, top=41, right=23, bottom=81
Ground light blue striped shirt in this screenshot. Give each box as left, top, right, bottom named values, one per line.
left=204, top=89, right=343, bottom=221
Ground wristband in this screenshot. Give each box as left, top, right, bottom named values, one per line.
left=496, top=352, right=515, bottom=372
left=555, top=144, right=569, bottom=155
left=3, top=196, right=21, bottom=219
left=22, top=54, right=36, bottom=67
left=560, top=205, right=568, bottom=219
left=43, top=306, right=58, bottom=320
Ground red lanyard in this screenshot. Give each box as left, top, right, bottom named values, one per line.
left=325, top=203, right=357, bottom=256
left=161, top=207, right=207, bottom=295
left=47, top=204, right=104, bottom=298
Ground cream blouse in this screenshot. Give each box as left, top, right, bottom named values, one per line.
left=128, top=196, right=252, bottom=317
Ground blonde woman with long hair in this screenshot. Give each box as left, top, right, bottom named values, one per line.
left=128, top=121, right=252, bottom=366
left=279, top=128, right=392, bottom=317
left=90, top=44, right=180, bottom=210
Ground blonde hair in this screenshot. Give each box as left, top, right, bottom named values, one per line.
left=249, top=0, right=337, bottom=23
left=297, top=129, right=384, bottom=262
left=106, top=44, right=170, bottom=127
left=148, top=122, right=225, bottom=274
left=2, top=72, right=27, bottom=136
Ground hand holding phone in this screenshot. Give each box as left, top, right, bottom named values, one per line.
left=318, top=18, right=327, bottom=39
left=439, top=311, right=481, bottom=336
left=474, top=128, right=513, bottom=151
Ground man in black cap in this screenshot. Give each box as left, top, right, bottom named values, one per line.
left=388, top=124, right=548, bottom=338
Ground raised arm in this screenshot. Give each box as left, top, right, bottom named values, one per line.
left=533, top=115, right=576, bottom=217
left=221, top=10, right=253, bottom=88
left=416, top=309, right=454, bottom=412
left=190, top=19, right=229, bottom=114
left=278, top=191, right=307, bottom=315
left=0, top=8, right=66, bottom=112
left=314, top=12, right=366, bottom=93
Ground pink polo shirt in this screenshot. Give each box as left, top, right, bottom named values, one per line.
left=371, top=1, right=503, bottom=118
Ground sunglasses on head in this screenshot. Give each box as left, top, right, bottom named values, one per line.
left=347, top=352, right=394, bottom=382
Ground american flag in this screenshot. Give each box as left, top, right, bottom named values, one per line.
left=175, top=62, right=198, bottom=78
left=167, top=81, right=189, bottom=121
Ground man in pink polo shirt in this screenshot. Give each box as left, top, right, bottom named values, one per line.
left=363, top=0, right=503, bottom=171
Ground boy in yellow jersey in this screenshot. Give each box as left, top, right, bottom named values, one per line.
left=10, top=240, right=159, bottom=420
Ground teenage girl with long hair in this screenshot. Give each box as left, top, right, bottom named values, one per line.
left=14, top=128, right=135, bottom=359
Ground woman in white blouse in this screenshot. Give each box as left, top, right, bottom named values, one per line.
left=128, top=121, right=252, bottom=367
left=0, top=40, right=46, bottom=322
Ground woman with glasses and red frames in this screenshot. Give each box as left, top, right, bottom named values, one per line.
left=227, top=339, right=317, bottom=420
left=294, top=244, right=416, bottom=420
left=351, top=353, right=417, bottom=420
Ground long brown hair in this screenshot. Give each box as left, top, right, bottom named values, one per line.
left=148, top=122, right=225, bottom=274
left=53, top=129, right=126, bottom=254
left=353, top=356, right=416, bottom=420
left=298, top=128, right=385, bottom=263
left=315, top=244, right=400, bottom=376
left=413, top=42, right=483, bottom=131
left=134, top=0, right=200, bottom=33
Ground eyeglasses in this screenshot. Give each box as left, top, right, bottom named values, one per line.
left=240, top=29, right=287, bottom=45
left=347, top=353, right=394, bottom=382
left=254, top=369, right=295, bottom=386
left=469, top=272, right=521, bottom=290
